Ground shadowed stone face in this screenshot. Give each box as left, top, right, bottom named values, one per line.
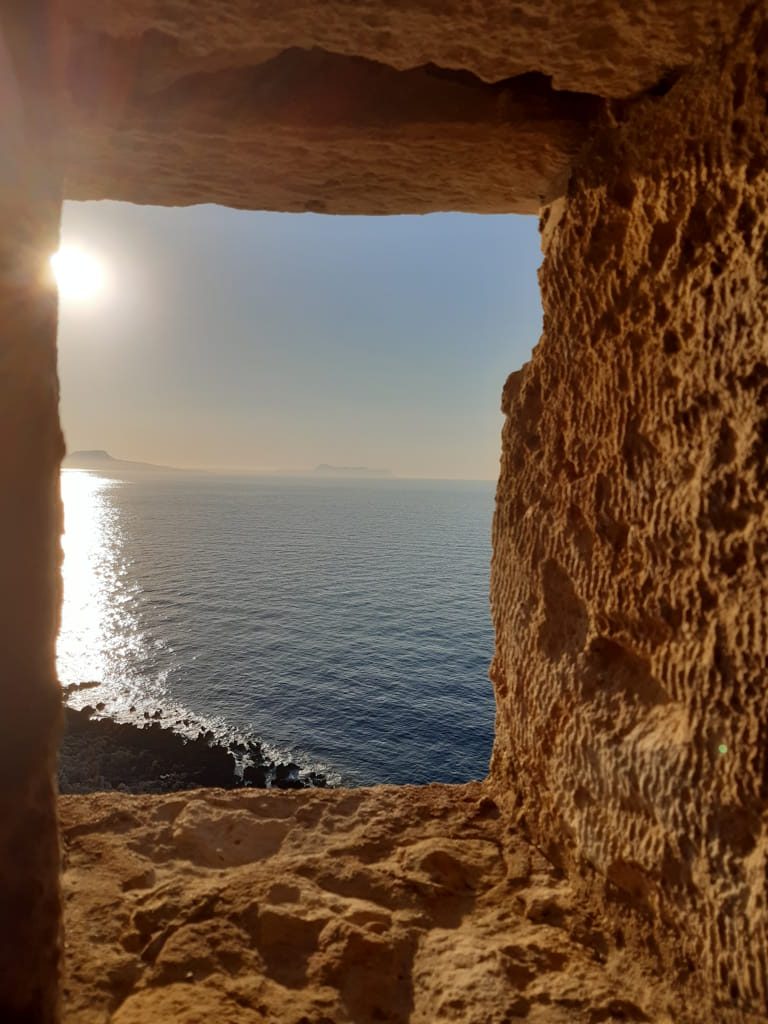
left=0, top=7, right=64, bottom=1022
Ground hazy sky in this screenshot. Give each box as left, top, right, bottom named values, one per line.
left=57, top=202, right=542, bottom=480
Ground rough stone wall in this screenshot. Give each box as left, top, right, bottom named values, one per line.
left=0, top=7, right=64, bottom=1022
left=491, top=7, right=768, bottom=1017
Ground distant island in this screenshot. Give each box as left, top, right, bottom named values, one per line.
left=62, top=450, right=176, bottom=473
left=313, top=464, right=392, bottom=478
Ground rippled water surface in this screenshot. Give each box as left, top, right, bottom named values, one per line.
left=58, top=471, right=496, bottom=785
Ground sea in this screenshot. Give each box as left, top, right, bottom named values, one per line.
left=58, top=470, right=496, bottom=786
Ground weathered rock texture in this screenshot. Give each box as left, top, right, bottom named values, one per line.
left=491, top=7, right=768, bottom=1018
left=61, top=784, right=682, bottom=1024
left=53, top=1, right=742, bottom=213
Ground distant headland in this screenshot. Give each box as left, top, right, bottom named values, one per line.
left=62, top=450, right=176, bottom=472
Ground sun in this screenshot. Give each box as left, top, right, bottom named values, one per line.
left=50, top=245, right=107, bottom=303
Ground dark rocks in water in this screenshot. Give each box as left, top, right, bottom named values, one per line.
left=274, top=762, right=305, bottom=790
left=60, top=706, right=238, bottom=794
left=275, top=761, right=300, bottom=782
left=243, top=764, right=269, bottom=788
left=61, top=680, right=101, bottom=698
left=59, top=703, right=332, bottom=794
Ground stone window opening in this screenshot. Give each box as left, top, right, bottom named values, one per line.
left=1, top=4, right=766, bottom=1021
left=54, top=200, right=542, bottom=794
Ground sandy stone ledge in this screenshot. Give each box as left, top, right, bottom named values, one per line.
left=61, top=784, right=684, bottom=1024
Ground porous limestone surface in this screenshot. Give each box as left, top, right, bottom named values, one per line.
left=60, top=785, right=678, bottom=1024
left=491, top=6, right=768, bottom=1018
left=52, top=1, right=745, bottom=212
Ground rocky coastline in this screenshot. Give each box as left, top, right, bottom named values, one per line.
left=59, top=699, right=328, bottom=795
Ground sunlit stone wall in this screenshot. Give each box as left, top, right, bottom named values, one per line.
left=491, top=10, right=768, bottom=1016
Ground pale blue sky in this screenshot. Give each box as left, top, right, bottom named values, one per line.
left=57, top=202, right=542, bottom=480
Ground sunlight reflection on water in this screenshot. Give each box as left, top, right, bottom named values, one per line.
left=58, top=470, right=117, bottom=685
left=57, top=470, right=147, bottom=704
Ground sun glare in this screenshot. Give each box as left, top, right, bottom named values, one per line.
left=50, top=244, right=107, bottom=303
